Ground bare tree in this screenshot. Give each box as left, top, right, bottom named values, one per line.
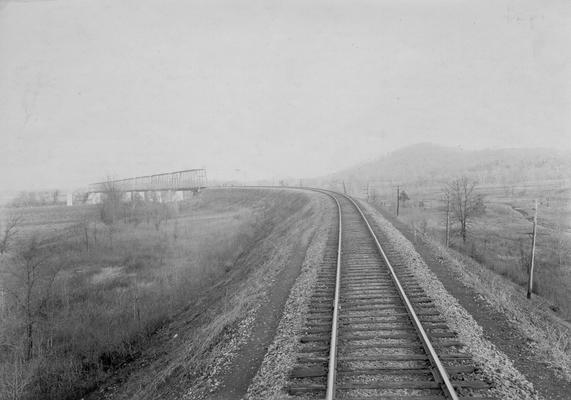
left=99, top=178, right=123, bottom=225
left=0, top=214, right=24, bottom=254
left=1, top=236, right=61, bottom=360
left=445, top=176, right=485, bottom=244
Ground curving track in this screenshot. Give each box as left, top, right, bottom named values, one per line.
left=288, top=190, right=491, bottom=400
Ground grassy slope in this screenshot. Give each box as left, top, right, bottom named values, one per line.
left=0, top=188, right=314, bottom=400
left=153, top=189, right=323, bottom=400
left=375, top=184, right=571, bottom=320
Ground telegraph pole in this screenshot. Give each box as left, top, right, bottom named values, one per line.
left=396, top=185, right=400, bottom=216
left=527, top=199, right=538, bottom=299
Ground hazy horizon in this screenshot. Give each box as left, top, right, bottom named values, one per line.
left=1, top=0, right=570, bottom=191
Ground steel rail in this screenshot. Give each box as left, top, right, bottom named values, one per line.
left=310, top=189, right=343, bottom=400
left=342, top=194, right=460, bottom=400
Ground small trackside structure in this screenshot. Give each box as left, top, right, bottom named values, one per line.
left=86, top=169, right=207, bottom=204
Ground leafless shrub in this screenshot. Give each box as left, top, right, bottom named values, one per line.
left=0, top=214, right=23, bottom=255
left=71, top=217, right=91, bottom=252
left=0, top=355, right=32, bottom=400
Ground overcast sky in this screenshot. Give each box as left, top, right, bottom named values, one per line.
left=1, top=0, right=570, bottom=190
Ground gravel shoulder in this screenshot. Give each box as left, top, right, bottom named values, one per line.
left=362, top=201, right=571, bottom=400
left=184, top=190, right=330, bottom=400
left=245, top=194, right=334, bottom=400
left=208, top=237, right=311, bottom=399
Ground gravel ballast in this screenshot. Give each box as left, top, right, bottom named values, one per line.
left=358, top=200, right=541, bottom=400
left=367, top=200, right=571, bottom=400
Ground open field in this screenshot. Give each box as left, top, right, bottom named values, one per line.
left=367, top=180, right=571, bottom=320
left=0, top=188, right=314, bottom=400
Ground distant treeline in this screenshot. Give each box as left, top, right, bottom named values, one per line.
left=7, top=190, right=66, bottom=208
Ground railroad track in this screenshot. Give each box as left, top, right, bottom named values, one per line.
left=288, top=190, right=491, bottom=399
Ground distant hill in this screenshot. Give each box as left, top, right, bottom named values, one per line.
left=321, top=143, right=571, bottom=188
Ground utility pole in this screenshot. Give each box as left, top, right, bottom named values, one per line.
left=445, top=194, right=450, bottom=247
left=342, top=181, right=347, bottom=195
left=527, top=199, right=538, bottom=299
left=396, top=185, right=400, bottom=216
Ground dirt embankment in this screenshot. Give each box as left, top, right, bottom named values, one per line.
left=84, top=188, right=330, bottom=400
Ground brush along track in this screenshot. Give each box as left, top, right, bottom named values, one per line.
left=288, top=191, right=492, bottom=400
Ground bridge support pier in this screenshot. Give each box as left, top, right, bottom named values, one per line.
left=87, top=192, right=102, bottom=204
left=85, top=185, right=203, bottom=205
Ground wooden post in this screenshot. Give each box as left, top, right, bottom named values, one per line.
left=396, top=186, right=400, bottom=216
left=527, top=199, right=538, bottom=299
left=445, top=195, right=450, bottom=247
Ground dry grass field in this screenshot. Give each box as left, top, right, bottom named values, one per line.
left=0, top=188, right=312, bottom=400
left=368, top=181, right=571, bottom=320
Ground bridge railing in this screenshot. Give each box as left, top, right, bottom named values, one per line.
left=88, top=169, right=207, bottom=193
